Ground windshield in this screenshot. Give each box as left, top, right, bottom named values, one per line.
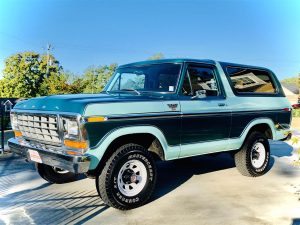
left=106, top=63, right=182, bottom=93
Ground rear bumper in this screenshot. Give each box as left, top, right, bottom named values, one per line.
left=274, top=124, right=291, bottom=141
left=8, top=138, right=90, bottom=174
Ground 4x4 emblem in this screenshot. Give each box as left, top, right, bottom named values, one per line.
left=167, top=104, right=178, bottom=111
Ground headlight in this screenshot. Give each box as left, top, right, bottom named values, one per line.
left=67, top=120, right=79, bottom=136
left=62, top=117, right=79, bottom=139
left=62, top=116, right=89, bottom=154
left=10, top=113, right=19, bottom=130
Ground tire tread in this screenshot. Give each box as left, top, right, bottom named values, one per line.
left=234, top=131, right=270, bottom=177
left=97, top=143, right=156, bottom=210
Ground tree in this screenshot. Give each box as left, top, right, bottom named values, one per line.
left=82, top=63, right=117, bottom=93
left=281, top=77, right=298, bottom=87
left=148, top=53, right=164, bottom=60
left=39, top=72, right=70, bottom=95
left=68, top=77, right=87, bottom=94
left=0, top=51, right=62, bottom=98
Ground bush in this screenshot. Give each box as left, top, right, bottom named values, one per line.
left=293, top=109, right=300, bottom=117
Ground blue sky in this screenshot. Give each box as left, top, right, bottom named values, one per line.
left=0, top=0, right=299, bottom=80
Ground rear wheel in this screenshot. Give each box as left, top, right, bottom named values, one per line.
left=234, top=131, right=270, bottom=177
left=36, top=163, right=78, bottom=184
left=96, top=143, right=157, bottom=210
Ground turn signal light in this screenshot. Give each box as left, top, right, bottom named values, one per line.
left=66, top=151, right=81, bottom=156
left=64, top=140, right=88, bottom=149
left=87, top=116, right=107, bottom=122
left=14, top=130, right=22, bottom=137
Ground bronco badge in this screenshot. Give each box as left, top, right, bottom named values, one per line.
left=167, top=104, right=178, bottom=111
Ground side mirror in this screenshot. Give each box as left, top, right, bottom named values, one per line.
left=191, top=90, right=207, bottom=99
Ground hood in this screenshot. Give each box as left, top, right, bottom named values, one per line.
left=13, top=93, right=172, bottom=114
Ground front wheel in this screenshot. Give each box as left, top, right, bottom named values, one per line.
left=36, top=163, right=79, bottom=184
left=96, top=143, right=157, bottom=210
left=234, top=131, right=270, bottom=177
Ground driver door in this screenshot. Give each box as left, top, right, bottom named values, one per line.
left=179, top=63, right=231, bottom=157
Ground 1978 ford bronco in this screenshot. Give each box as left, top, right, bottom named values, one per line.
left=8, top=59, right=292, bottom=210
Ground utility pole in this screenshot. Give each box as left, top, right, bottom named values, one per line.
left=46, top=43, right=53, bottom=77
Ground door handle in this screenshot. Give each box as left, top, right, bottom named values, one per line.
left=218, top=103, right=226, bottom=107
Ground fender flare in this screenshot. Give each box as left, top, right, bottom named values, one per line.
left=240, top=117, right=275, bottom=140
left=86, top=125, right=177, bottom=170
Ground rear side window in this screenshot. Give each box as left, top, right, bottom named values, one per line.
left=226, top=67, right=276, bottom=94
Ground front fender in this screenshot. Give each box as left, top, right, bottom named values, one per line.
left=85, top=125, right=180, bottom=170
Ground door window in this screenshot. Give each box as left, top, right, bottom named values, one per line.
left=181, top=65, right=220, bottom=98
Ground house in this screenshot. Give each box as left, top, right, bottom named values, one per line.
left=281, top=83, right=299, bottom=104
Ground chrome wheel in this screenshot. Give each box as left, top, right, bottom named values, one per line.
left=250, top=142, right=266, bottom=169
left=117, top=160, right=147, bottom=197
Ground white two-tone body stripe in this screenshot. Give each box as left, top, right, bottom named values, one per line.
left=83, top=101, right=180, bottom=117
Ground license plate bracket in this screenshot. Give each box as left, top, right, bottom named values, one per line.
left=28, top=149, right=42, bottom=163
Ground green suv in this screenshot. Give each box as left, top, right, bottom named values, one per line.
left=8, top=59, right=292, bottom=210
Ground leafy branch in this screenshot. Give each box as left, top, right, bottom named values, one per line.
left=290, top=134, right=300, bottom=167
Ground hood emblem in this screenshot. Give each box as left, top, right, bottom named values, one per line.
left=167, top=104, right=178, bottom=111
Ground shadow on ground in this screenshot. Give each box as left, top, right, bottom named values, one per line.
left=0, top=155, right=108, bottom=225
left=269, top=140, right=299, bottom=178
left=1, top=153, right=236, bottom=224
left=0, top=189, right=108, bottom=225
left=1, top=153, right=235, bottom=224
left=270, top=140, right=294, bottom=157
left=152, top=152, right=236, bottom=202
left=152, top=141, right=294, bottom=202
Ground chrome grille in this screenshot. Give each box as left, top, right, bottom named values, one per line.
left=17, top=113, right=61, bottom=144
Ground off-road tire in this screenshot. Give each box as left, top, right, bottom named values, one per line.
left=36, top=163, right=78, bottom=184
left=96, top=143, right=157, bottom=210
left=234, top=131, right=270, bottom=177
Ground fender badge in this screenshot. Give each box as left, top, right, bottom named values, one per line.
left=167, top=104, right=178, bottom=111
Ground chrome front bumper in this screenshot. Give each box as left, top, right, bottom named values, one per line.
left=8, top=138, right=90, bottom=174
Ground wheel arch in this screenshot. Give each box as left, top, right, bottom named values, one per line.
left=86, top=126, right=169, bottom=176
left=239, top=118, right=275, bottom=149
left=247, top=123, right=273, bottom=139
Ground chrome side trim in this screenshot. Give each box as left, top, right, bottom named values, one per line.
left=84, top=108, right=285, bottom=122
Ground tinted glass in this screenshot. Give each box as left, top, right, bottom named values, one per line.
left=182, top=65, right=219, bottom=97
left=109, top=63, right=181, bottom=92
left=226, top=67, right=276, bottom=94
